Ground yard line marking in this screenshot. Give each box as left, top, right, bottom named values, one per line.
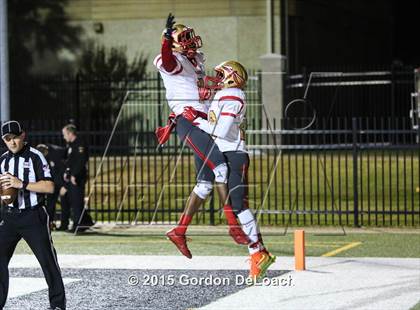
left=47, top=239, right=346, bottom=247
left=321, top=242, right=362, bottom=257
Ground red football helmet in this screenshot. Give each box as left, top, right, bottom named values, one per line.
left=162, top=24, right=202, bottom=58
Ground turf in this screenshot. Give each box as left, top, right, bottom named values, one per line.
left=13, top=227, right=420, bottom=258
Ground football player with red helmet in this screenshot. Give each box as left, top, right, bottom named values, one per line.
left=154, top=14, right=249, bottom=259
left=183, top=61, right=276, bottom=280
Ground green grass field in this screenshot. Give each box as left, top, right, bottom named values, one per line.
left=80, top=152, right=419, bottom=226
left=14, top=227, right=420, bottom=258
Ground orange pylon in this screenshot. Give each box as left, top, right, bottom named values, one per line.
left=294, top=230, right=306, bottom=271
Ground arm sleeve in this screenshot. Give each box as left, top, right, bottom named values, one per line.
left=197, top=98, right=242, bottom=138
left=0, top=157, right=4, bottom=174
left=161, top=39, right=177, bottom=72
left=195, top=113, right=236, bottom=139
left=153, top=53, right=183, bottom=75
left=33, top=153, right=53, bottom=181
left=195, top=117, right=213, bottom=134
left=211, top=114, right=236, bottom=139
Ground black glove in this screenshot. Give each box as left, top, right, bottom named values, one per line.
left=164, top=13, right=176, bottom=39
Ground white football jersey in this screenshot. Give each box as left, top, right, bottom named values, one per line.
left=195, top=88, right=247, bottom=153
left=153, top=51, right=207, bottom=115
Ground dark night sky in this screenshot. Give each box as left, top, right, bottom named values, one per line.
left=287, top=0, right=419, bottom=72
left=392, top=0, right=419, bottom=66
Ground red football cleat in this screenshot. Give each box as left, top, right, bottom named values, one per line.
left=166, top=228, right=192, bottom=259
left=228, top=225, right=251, bottom=245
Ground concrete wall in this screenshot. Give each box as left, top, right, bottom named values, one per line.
left=71, top=16, right=279, bottom=72
left=29, top=0, right=282, bottom=74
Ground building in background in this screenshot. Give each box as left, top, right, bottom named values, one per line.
left=26, top=0, right=420, bottom=75
left=5, top=0, right=420, bottom=122
left=31, top=0, right=282, bottom=73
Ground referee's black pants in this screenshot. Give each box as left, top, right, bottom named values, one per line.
left=0, top=207, right=66, bottom=309
left=67, top=182, right=94, bottom=228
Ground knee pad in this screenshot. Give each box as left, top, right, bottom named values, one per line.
left=193, top=181, right=213, bottom=199
left=213, top=163, right=228, bottom=183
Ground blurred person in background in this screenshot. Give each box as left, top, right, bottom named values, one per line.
left=61, top=124, right=94, bottom=233
left=36, top=144, right=66, bottom=230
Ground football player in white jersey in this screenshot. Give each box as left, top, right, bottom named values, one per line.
left=154, top=14, right=249, bottom=258
left=182, top=61, right=276, bottom=280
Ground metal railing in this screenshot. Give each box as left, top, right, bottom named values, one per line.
left=22, top=117, right=420, bottom=227
left=285, top=65, right=415, bottom=124
left=11, top=65, right=415, bottom=128
left=11, top=70, right=262, bottom=127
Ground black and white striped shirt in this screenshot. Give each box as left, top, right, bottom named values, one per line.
left=0, top=144, right=52, bottom=209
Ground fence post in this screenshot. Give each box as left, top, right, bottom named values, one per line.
left=390, top=64, right=396, bottom=123
left=75, top=73, right=81, bottom=121
left=352, top=118, right=360, bottom=227
left=157, top=72, right=162, bottom=125
left=418, top=117, right=420, bottom=144
left=209, top=191, right=215, bottom=225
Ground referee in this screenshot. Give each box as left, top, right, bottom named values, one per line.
left=0, top=121, right=66, bottom=310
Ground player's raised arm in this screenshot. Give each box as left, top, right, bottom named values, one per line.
left=161, top=13, right=177, bottom=72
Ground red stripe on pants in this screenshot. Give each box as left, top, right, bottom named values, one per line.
left=185, top=136, right=216, bottom=170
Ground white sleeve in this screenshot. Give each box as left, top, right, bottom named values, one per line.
left=211, top=114, right=235, bottom=139
left=195, top=111, right=236, bottom=139
left=153, top=54, right=183, bottom=75
left=218, top=97, right=243, bottom=116
left=195, top=117, right=213, bottom=134
left=212, top=98, right=242, bottom=138
left=0, top=158, right=4, bottom=174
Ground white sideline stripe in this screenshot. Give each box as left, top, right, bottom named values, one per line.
left=200, top=257, right=420, bottom=310
left=10, top=254, right=281, bottom=270
left=9, top=278, right=79, bottom=298
left=9, top=254, right=419, bottom=271
left=8, top=256, right=420, bottom=310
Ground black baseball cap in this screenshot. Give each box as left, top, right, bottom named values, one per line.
left=1, top=120, right=23, bottom=138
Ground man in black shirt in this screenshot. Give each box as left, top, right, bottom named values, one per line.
left=0, top=121, right=66, bottom=310
left=61, top=124, right=94, bottom=233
